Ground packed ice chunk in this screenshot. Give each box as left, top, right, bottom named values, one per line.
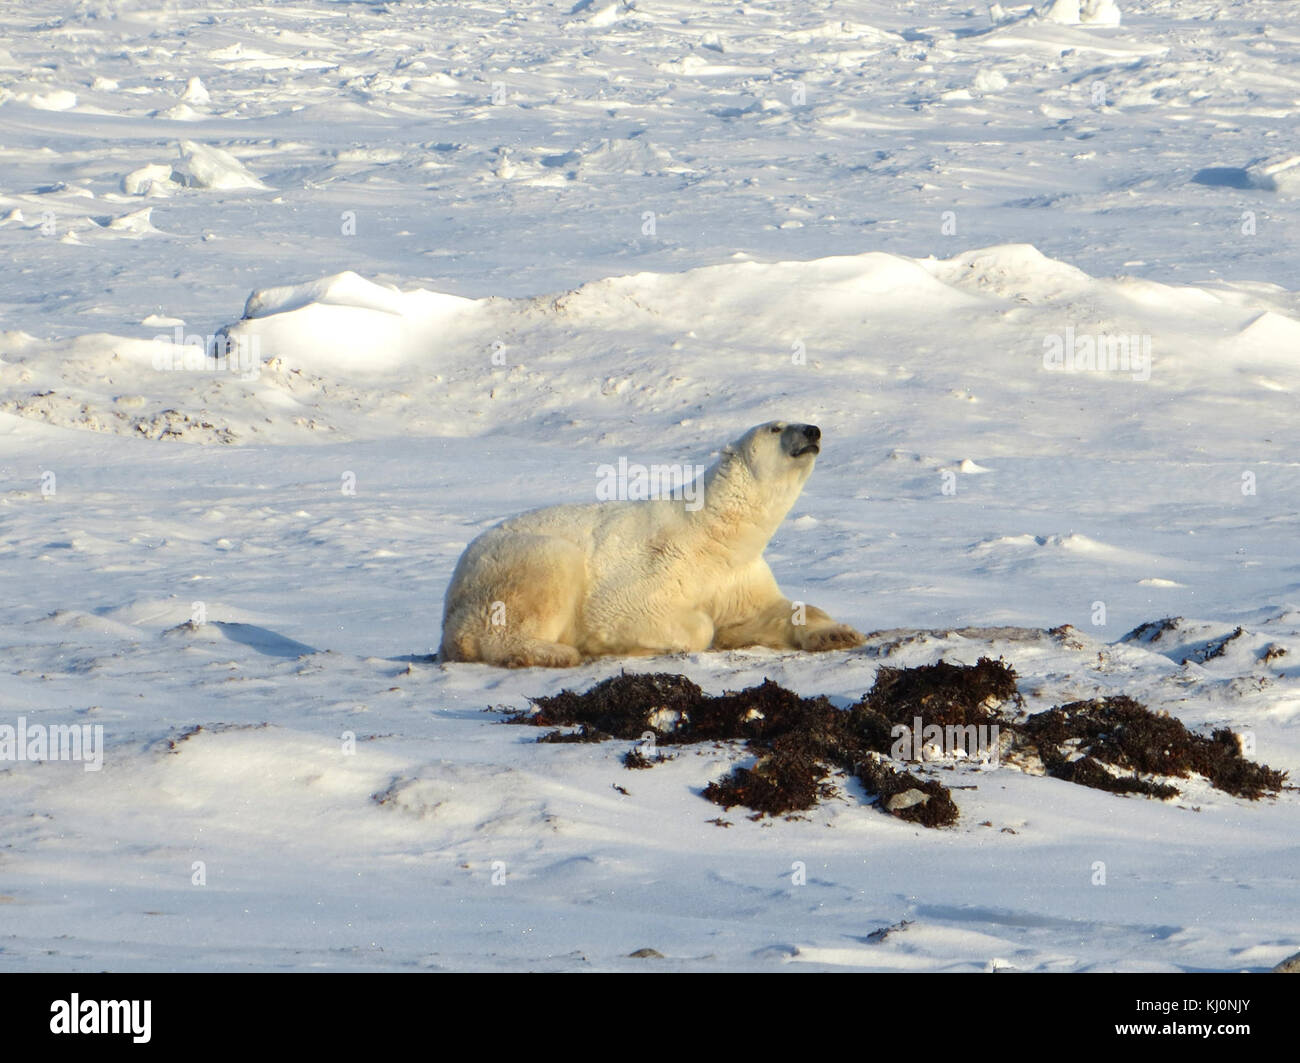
left=171, top=141, right=270, bottom=191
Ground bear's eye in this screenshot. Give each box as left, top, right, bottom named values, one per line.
left=769, top=425, right=782, bottom=433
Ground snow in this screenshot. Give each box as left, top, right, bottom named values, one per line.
left=1, top=0, right=1298, bottom=972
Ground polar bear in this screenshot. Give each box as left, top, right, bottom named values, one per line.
left=439, top=421, right=865, bottom=667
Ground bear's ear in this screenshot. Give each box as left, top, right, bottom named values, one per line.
left=721, top=443, right=737, bottom=458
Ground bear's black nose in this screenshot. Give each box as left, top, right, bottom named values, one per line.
left=802, top=424, right=820, bottom=441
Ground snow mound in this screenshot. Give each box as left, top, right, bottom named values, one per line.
left=569, top=0, right=627, bottom=27
left=494, top=135, right=682, bottom=183
left=100, top=207, right=162, bottom=237
left=968, top=532, right=1168, bottom=569
left=1245, top=155, right=1300, bottom=195
left=14, top=89, right=78, bottom=110
left=244, top=271, right=438, bottom=320
left=122, top=164, right=176, bottom=196
left=1233, top=311, right=1300, bottom=363
left=181, top=77, right=211, bottom=105
left=576, top=135, right=677, bottom=175
left=373, top=762, right=551, bottom=835
left=1037, top=0, right=1121, bottom=26
left=979, top=9, right=1155, bottom=57
left=172, top=141, right=271, bottom=191
left=788, top=21, right=901, bottom=44
left=32, top=609, right=145, bottom=642
left=154, top=102, right=205, bottom=121
left=162, top=620, right=319, bottom=658
left=563, top=251, right=982, bottom=325
left=227, top=271, right=482, bottom=373
left=925, top=244, right=1093, bottom=300
left=1120, top=616, right=1297, bottom=675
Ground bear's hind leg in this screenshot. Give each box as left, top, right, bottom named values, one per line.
left=441, top=533, right=586, bottom=668
left=498, top=639, right=582, bottom=668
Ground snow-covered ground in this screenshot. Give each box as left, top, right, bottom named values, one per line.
left=1, top=0, right=1298, bottom=971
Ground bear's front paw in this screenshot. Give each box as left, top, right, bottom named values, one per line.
left=799, top=624, right=866, bottom=653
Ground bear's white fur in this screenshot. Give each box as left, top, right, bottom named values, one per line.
left=439, top=421, right=864, bottom=667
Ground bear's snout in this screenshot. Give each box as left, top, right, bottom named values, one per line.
left=786, top=423, right=821, bottom=457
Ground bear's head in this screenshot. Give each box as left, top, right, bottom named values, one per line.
left=717, top=421, right=822, bottom=495
left=699, top=421, right=825, bottom=542
left=725, top=420, right=820, bottom=471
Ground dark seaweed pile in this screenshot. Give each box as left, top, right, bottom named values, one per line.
left=1021, top=696, right=1285, bottom=800
left=509, top=660, right=1286, bottom=827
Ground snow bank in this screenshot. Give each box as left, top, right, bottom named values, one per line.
left=5, top=244, right=1300, bottom=447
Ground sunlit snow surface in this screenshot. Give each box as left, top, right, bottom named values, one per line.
left=0, top=0, right=1298, bottom=971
